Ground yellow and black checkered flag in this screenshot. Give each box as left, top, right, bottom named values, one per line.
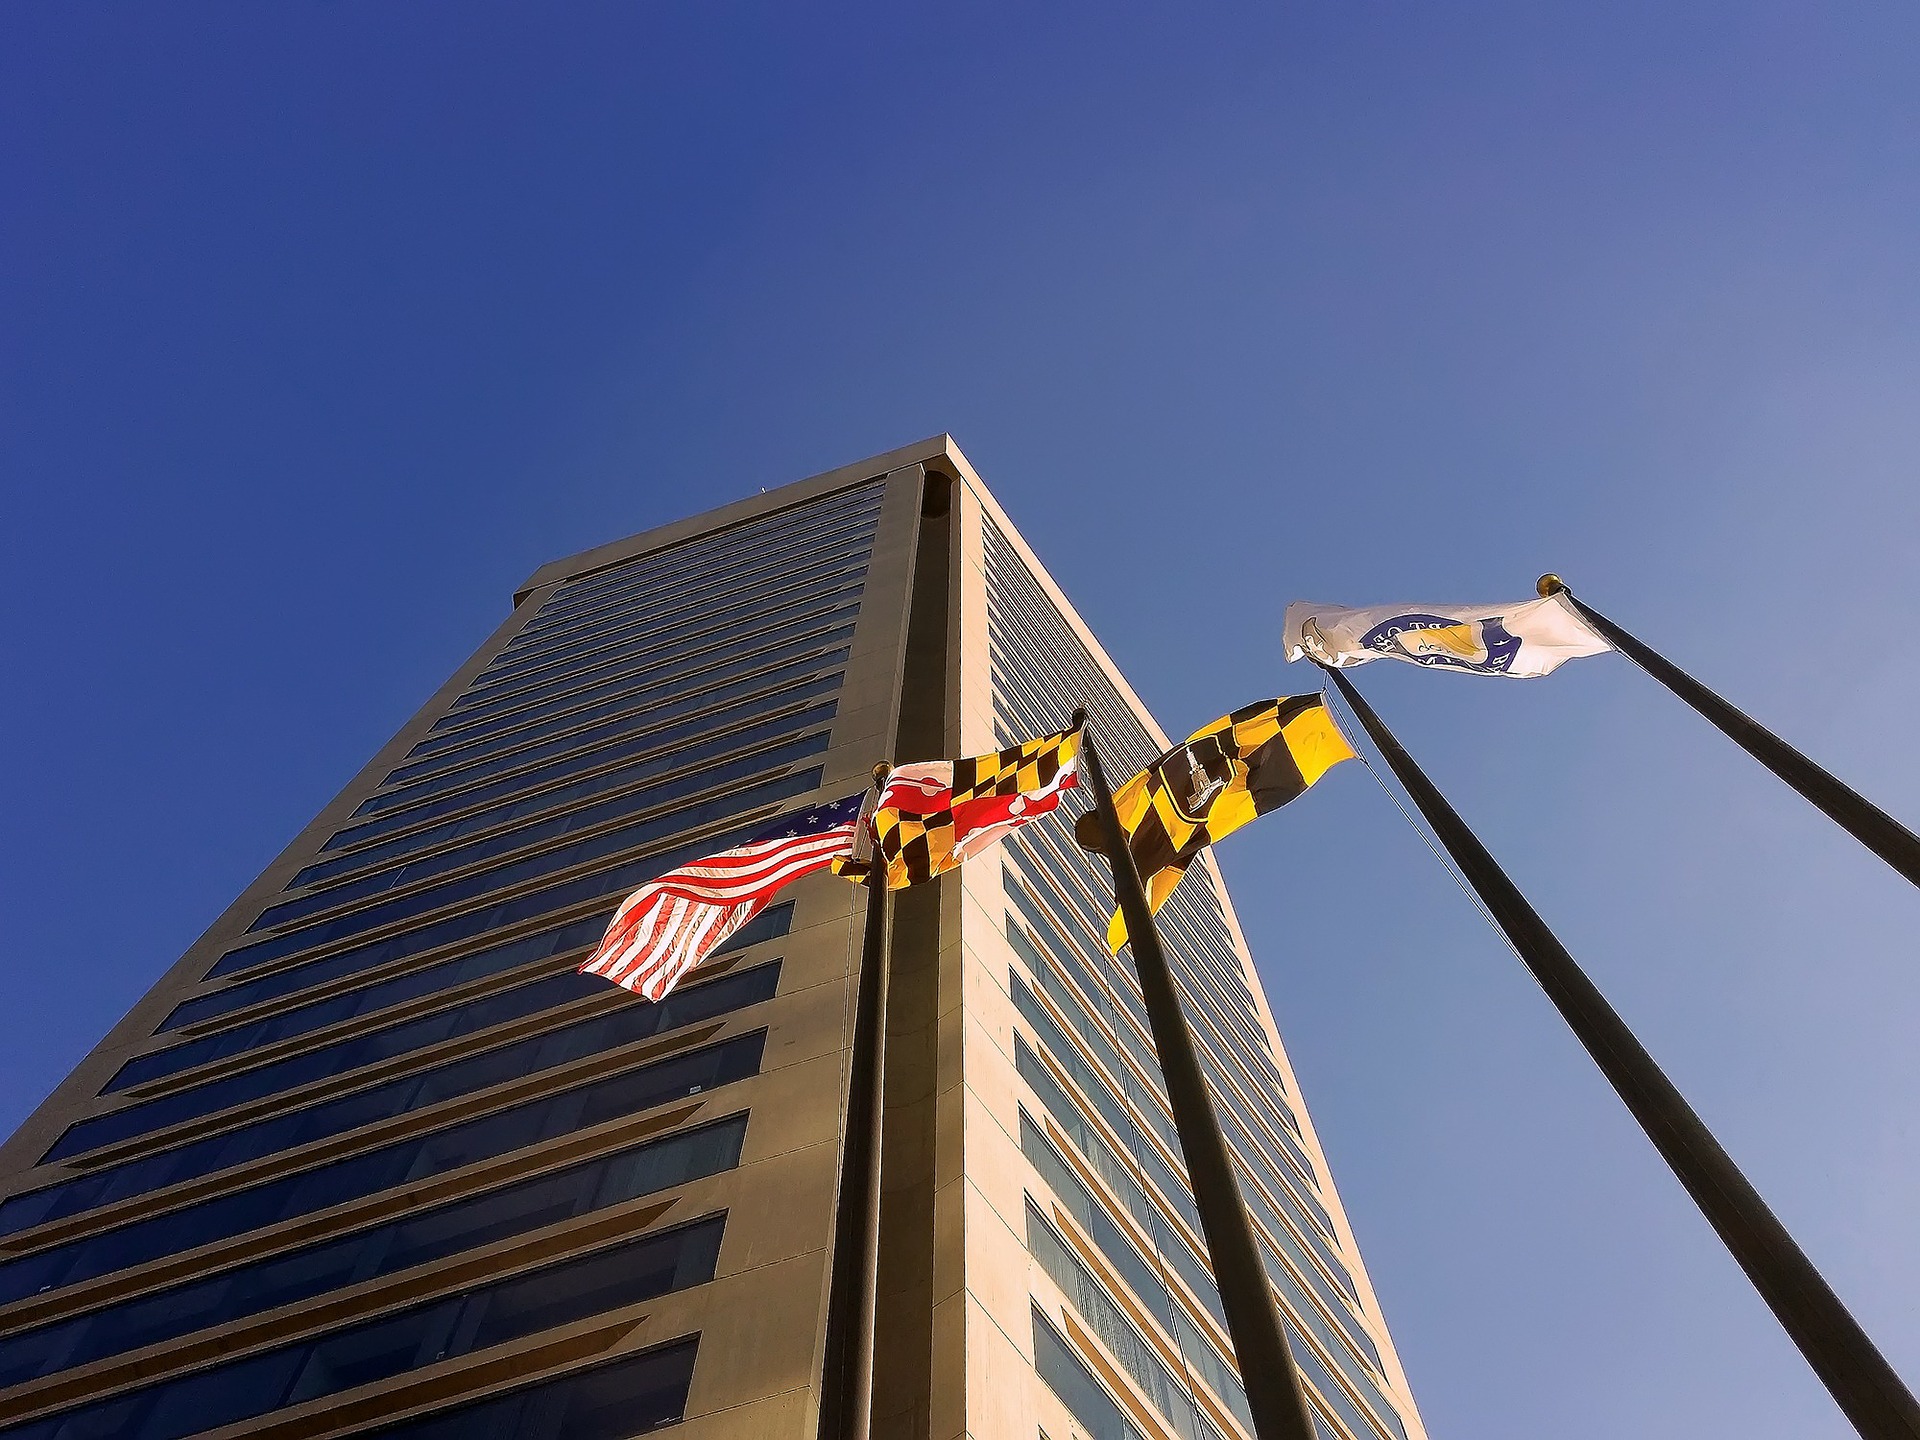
left=1075, top=695, right=1353, bottom=951
left=833, top=726, right=1083, bottom=890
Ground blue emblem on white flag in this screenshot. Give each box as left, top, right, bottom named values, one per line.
left=1357, top=612, right=1523, bottom=675
left=1285, top=595, right=1610, bottom=679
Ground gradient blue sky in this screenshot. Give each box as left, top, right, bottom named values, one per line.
left=5, top=6, right=1918, bottom=1437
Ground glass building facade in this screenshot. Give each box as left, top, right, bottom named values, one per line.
left=0, top=439, right=1425, bottom=1440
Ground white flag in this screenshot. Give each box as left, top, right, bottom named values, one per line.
left=1283, top=594, right=1610, bottom=678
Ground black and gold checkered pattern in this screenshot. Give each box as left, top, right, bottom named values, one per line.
left=1079, top=694, right=1353, bottom=950
left=835, top=727, right=1082, bottom=890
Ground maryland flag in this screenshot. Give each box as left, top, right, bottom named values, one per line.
left=1076, top=696, right=1354, bottom=951
left=835, top=726, right=1082, bottom=890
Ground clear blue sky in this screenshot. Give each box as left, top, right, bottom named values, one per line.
left=5, top=5, right=1918, bottom=1437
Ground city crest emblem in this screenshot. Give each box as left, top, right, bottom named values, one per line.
left=1161, top=733, right=1242, bottom=825
left=1360, top=612, right=1522, bottom=675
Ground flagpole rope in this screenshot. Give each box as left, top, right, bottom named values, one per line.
left=1322, top=687, right=1532, bottom=971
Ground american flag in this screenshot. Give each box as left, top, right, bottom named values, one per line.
left=580, top=791, right=869, bottom=1001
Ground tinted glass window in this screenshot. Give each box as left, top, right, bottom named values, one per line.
left=26, top=956, right=778, bottom=1215
left=0, top=1034, right=763, bottom=1305
left=382, top=638, right=852, bottom=800
left=145, top=901, right=789, bottom=1058
left=324, top=700, right=835, bottom=859
left=1031, top=1306, right=1145, bottom=1440
left=0, top=1220, right=723, bottom=1440
left=0, top=1118, right=745, bottom=1388
left=210, top=765, right=825, bottom=978
left=472, top=552, right=870, bottom=699
left=424, top=597, right=859, bottom=751
left=253, top=734, right=828, bottom=932
left=348, top=1340, right=698, bottom=1440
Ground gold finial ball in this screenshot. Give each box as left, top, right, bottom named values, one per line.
left=871, top=761, right=892, bottom=787
left=1537, top=573, right=1566, bottom=597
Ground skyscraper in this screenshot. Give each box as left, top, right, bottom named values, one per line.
left=0, top=438, right=1427, bottom=1440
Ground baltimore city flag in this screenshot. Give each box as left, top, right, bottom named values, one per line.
left=836, top=725, right=1082, bottom=890
left=1283, top=594, right=1609, bottom=678
left=1077, top=696, right=1354, bottom=951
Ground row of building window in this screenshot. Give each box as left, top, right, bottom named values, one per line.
left=124, top=903, right=786, bottom=1097
left=1006, top=804, right=1366, bottom=1307
left=1017, top=1015, right=1401, bottom=1440
left=493, top=510, right=874, bottom=674
left=0, top=1117, right=746, bottom=1389
left=254, top=733, right=830, bottom=932
left=0, top=1032, right=764, bottom=1307
left=365, top=644, right=851, bottom=827
left=524, top=483, right=878, bottom=630
left=304, top=710, right=833, bottom=888
left=981, top=528, right=1290, bottom=1096
left=210, top=765, right=825, bottom=980
left=995, top=755, right=1334, bottom=1249
left=416, top=587, right=860, bottom=771
left=0, top=1216, right=725, bottom=1440
left=456, top=553, right=869, bottom=717
left=321, top=692, right=836, bottom=868
left=1010, top=926, right=1385, bottom=1399
left=989, top=673, right=1300, bottom=1158
left=504, top=497, right=872, bottom=660
left=985, top=652, right=1302, bottom=1152
left=335, top=1339, right=700, bottom=1440
left=424, top=581, right=860, bottom=758
left=25, top=953, right=777, bottom=1215
left=183, top=797, right=788, bottom=1035
left=1026, top=1201, right=1230, bottom=1440
left=475, top=529, right=875, bottom=699
left=983, top=598, right=1328, bottom=1203
left=1022, top=1121, right=1250, bottom=1430
left=392, top=605, right=858, bottom=783
left=980, top=524, right=1412, bottom=1440
left=1001, top=791, right=1394, bottom=1423
left=526, top=482, right=878, bottom=612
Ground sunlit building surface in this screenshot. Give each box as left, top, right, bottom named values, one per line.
left=0, top=438, right=1426, bottom=1440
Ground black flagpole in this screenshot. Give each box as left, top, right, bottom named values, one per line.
left=818, top=765, right=892, bottom=1440
left=1541, top=575, right=1920, bottom=892
left=1072, top=710, right=1322, bottom=1440
left=1320, top=663, right=1920, bottom=1440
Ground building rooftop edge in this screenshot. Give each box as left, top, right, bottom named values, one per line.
left=511, top=433, right=964, bottom=606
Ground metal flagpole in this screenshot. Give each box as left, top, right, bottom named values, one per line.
left=1541, top=575, right=1920, bottom=892
left=1072, top=709, right=1322, bottom=1440
left=1320, top=663, right=1920, bottom=1440
left=817, top=765, right=893, bottom=1440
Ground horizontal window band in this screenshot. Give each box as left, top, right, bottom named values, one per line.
left=256, top=732, right=831, bottom=931
left=452, top=558, right=870, bottom=717
left=535, top=486, right=880, bottom=620
left=209, top=765, right=826, bottom=980
left=353, top=655, right=849, bottom=830
left=380, top=624, right=856, bottom=799
left=415, top=598, right=859, bottom=766
left=406, top=596, right=861, bottom=775
left=0, top=1117, right=744, bottom=1398
left=0, top=1215, right=726, bottom=1440
left=479, top=530, right=877, bottom=690
left=28, top=953, right=780, bottom=1202
left=536, top=483, right=881, bottom=616
left=0, top=1031, right=766, bottom=1308
left=323, top=691, right=839, bottom=862
left=125, top=905, right=794, bottom=1085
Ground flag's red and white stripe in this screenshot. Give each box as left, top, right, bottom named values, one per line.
left=581, top=821, right=858, bottom=1001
